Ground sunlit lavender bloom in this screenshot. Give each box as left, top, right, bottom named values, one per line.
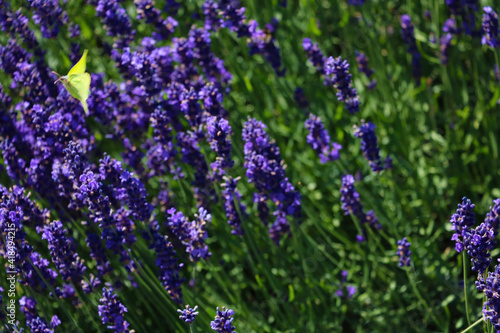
left=302, top=38, right=326, bottom=73
left=397, top=237, right=411, bottom=267
left=98, top=287, right=131, bottom=333
left=353, top=120, right=383, bottom=172
left=210, top=306, right=236, bottom=332
left=325, top=56, right=360, bottom=113
left=450, top=197, right=476, bottom=252
left=400, top=15, right=421, bottom=85
left=178, top=305, right=199, bottom=324
left=304, top=114, right=342, bottom=164
left=482, top=7, right=500, bottom=48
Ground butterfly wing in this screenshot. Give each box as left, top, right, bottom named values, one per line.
left=66, top=73, right=91, bottom=115
left=67, top=49, right=88, bottom=76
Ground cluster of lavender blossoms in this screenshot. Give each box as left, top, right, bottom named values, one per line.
left=304, top=114, right=342, bottom=164
left=482, top=7, right=500, bottom=48
left=210, top=306, right=236, bottom=332
left=335, top=271, right=357, bottom=299
left=340, top=174, right=381, bottom=242
left=325, top=56, right=360, bottom=113
left=353, top=120, right=391, bottom=172
left=302, top=39, right=359, bottom=113
left=445, top=0, right=480, bottom=36
left=355, top=51, right=376, bottom=89
left=178, top=305, right=199, bottom=325
left=98, top=287, right=132, bottom=333
left=242, top=118, right=302, bottom=245
left=397, top=237, right=411, bottom=267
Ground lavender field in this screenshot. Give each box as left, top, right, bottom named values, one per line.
left=1, top=0, right=500, bottom=332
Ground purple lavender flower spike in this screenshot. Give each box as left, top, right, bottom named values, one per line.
left=98, top=287, right=132, bottom=333
left=353, top=120, right=384, bottom=172
left=325, top=56, right=360, bottom=113
left=41, top=220, right=86, bottom=283
left=302, top=38, right=326, bottom=73
left=397, top=237, right=411, bottom=267
left=304, top=114, right=342, bottom=164
left=445, top=0, right=480, bottom=35
left=150, top=225, right=184, bottom=303
left=207, top=116, right=234, bottom=178
left=178, top=305, right=199, bottom=324
left=482, top=7, right=500, bottom=48
left=450, top=197, right=476, bottom=252
left=340, top=175, right=381, bottom=239
left=210, top=306, right=236, bottom=332
left=27, top=0, right=68, bottom=38
left=242, top=117, right=302, bottom=245
left=482, top=260, right=500, bottom=329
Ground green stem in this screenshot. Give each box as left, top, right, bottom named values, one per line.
left=460, top=317, right=484, bottom=333
left=463, top=252, right=471, bottom=327
left=406, top=269, right=443, bottom=330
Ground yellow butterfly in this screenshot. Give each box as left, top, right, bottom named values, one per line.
left=52, top=50, right=91, bottom=115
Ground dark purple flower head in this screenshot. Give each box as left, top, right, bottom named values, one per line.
left=150, top=226, right=184, bottom=303
left=397, top=237, right=411, bottom=267
left=450, top=197, right=476, bottom=252
left=440, top=33, right=453, bottom=64
left=353, top=120, right=384, bottom=172
left=41, top=220, right=86, bottom=283
left=302, top=38, right=326, bottom=73
left=325, top=56, right=359, bottom=113
left=482, top=7, right=500, bottom=48
left=355, top=51, right=374, bottom=78
left=27, top=0, right=68, bottom=38
left=98, top=287, right=131, bottom=333
left=304, top=114, right=342, bottom=164
left=340, top=175, right=381, bottom=239
left=242, top=117, right=302, bottom=245
left=178, top=305, right=199, bottom=324
left=446, top=0, right=480, bottom=35
left=207, top=116, right=234, bottom=177
left=482, top=260, right=500, bottom=329
left=221, top=176, right=247, bottom=236
left=210, top=306, right=236, bottom=332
